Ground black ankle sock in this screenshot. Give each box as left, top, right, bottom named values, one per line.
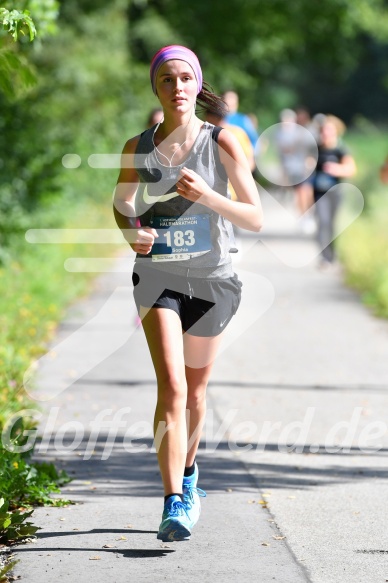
left=184, top=460, right=196, bottom=477
left=164, top=493, right=183, bottom=503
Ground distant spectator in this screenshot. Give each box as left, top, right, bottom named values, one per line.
left=205, top=109, right=255, bottom=171
left=205, top=108, right=255, bottom=201
left=222, top=90, right=259, bottom=150
left=312, top=113, right=345, bottom=143
left=295, top=106, right=311, bottom=129
left=313, top=115, right=356, bottom=268
left=275, top=108, right=299, bottom=184
left=275, top=108, right=316, bottom=233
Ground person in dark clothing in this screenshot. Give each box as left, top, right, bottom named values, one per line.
left=313, top=116, right=356, bottom=267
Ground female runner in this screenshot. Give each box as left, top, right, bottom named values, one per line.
left=113, top=45, right=262, bottom=542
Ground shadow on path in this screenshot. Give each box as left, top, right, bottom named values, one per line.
left=75, top=378, right=388, bottom=393
left=36, top=528, right=158, bottom=539
left=15, top=547, right=175, bottom=558
left=33, top=434, right=388, bottom=502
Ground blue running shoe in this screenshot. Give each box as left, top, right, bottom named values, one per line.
left=182, top=463, right=206, bottom=529
left=157, top=495, right=191, bottom=542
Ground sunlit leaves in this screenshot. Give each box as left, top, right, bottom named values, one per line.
left=0, top=8, right=37, bottom=42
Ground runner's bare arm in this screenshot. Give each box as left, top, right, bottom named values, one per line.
left=113, top=136, right=158, bottom=253
left=323, top=155, right=356, bottom=178
left=113, top=136, right=140, bottom=231
left=177, top=129, right=263, bottom=232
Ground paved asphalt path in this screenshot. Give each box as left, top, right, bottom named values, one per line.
left=14, top=192, right=388, bottom=582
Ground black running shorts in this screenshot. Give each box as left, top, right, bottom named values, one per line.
left=132, top=264, right=242, bottom=337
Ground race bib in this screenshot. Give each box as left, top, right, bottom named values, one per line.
left=150, top=214, right=212, bottom=262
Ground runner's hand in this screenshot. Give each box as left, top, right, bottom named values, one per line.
left=131, top=227, right=158, bottom=254
left=322, top=162, right=342, bottom=176
left=177, top=167, right=212, bottom=202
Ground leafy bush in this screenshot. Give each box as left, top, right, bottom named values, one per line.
left=0, top=448, right=70, bottom=509
left=0, top=8, right=36, bottom=41
left=0, top=417, right=71, bottom=546
left=0, top=456, right=70, bottom=510
left=1, top=415, right=70, bottom=508
left=0, top=497, right=39, bottom=544
left=0, top=559, right=19, bottom=583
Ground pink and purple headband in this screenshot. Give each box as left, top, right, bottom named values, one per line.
left=150, top=45, right=203, bottom=96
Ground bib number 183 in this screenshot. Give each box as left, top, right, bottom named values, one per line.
left=163, top=229, right=195, bottom=247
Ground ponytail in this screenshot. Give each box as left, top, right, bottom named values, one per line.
left=196, top=81, right=228, bottom=117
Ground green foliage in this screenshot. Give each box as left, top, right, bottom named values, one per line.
left=339, top=198, right=388, bottom=318
left=0, top=497, right=39, bottom=544
left=0, top=200, right=117, bottom=425
left=0, top=8, right=36, bottom=41
left=0, top=1, right=59, bottom=98
left=0, top=1, right=136, bottom=252
left=0, top=89, right=63, bottom=241
left=0, top=417, right=72, bottom=546
left=345, top=128, right=388, bottom=210
left=0, top=559, right=19, bottom=582
left=0, top=1, right=59, bottom=39
left=0, top=444, right=71, bottom=509
left=127, top=0, right=388, bottom=117
left=0, top=47, right=36, bottom=98
left=338, top=131, right=388, bottom=318
left=23, top=0, right=59, bottom=38
left=0, top=7, right=37, bottom=99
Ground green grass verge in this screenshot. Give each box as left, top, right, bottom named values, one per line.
left=338, top=196, right=388, bottom=318
left=0, top=199, right=119, bottom=425
left=338, top=129, right=388, bottom=318
left=0, top=195, right=122, bottom=544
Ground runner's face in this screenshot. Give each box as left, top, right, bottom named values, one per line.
left=156, top=60, right=198, bottom=113
left=320, top=122, right=338, bottom=147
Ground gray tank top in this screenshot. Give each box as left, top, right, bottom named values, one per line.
left=133, top=121, right=236, bottom=278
